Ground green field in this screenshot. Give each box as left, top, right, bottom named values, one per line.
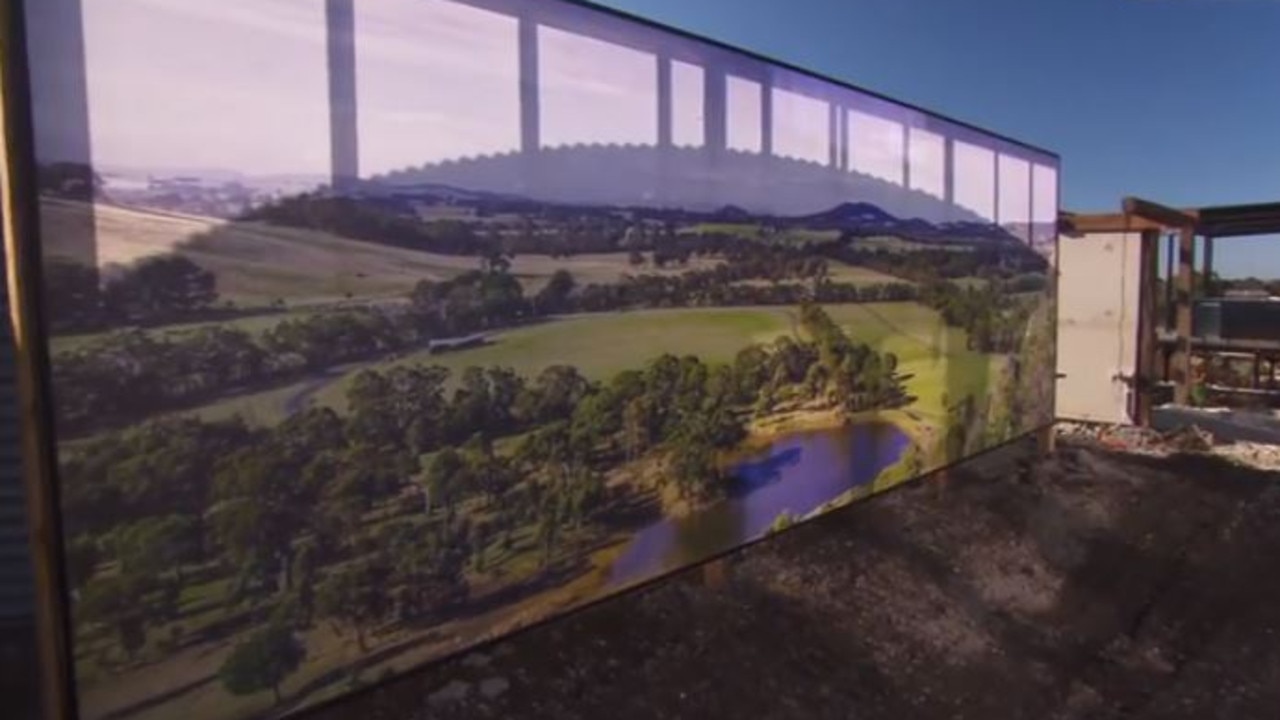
left=729, top=262, right=906, bottom=289
left=50, top=308, right=324, bottom=354
left=685, top=223, right=840, bottom=246
left=184, top=302, right=994, bottom=429
left=855, top=234, right=976, bottom=253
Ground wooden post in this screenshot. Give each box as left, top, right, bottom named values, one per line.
left=1037, top=424, right=1056, bottom=457
left=1164, top=232, right=1176, bottom=330
left=1203, top=236, right=1215, bottom=297
left=1173, top=227, right=1195, bottom=405
left=1135, top=230, right=1160, bottom=426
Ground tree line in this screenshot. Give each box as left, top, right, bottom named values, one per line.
left=51, top=242, right=914, bottom=435
left=46, top=255, right=221, bottom=333
left=63, top=303, right=906, bottom=702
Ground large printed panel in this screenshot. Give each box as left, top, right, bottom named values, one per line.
left=22, top=0, right=1058, bottom=718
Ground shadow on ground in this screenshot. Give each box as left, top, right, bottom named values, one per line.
left=309, top=437, right=1280, bottom=720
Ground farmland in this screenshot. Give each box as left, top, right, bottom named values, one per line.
left=174, top=302, right=995, bottom=436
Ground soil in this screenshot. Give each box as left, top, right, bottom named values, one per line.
left=306, top=435, right=1280, bottom=720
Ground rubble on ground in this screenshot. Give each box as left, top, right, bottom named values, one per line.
left=1056, top=421, right=1280, bottom=471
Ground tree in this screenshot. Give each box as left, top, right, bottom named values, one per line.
left=79, top=574, right=149, bottom=661
left=425, top=448, right=468, bottom=515
left=316, top=559, right=392, bottom=651
left=114, top=514, right=201, bottom=585
left=44, top=259, right=102, bottom=331
left=535, top=269, right=576, bottom=314
left=218, top=621, right=305, bottom=704
left=292, top=541, right=321, bottom=627
left=104, top=255, right=217, bottom=322
left=64, top=535, right=100, bottom=593
left=622, top=397, right=651, bottom=461
left=38, top=161, right=101, bottom=199
left=528, top=365, right=591, bottom=424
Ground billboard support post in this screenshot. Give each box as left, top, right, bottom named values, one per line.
left=0, top=1, right=77, bottom=717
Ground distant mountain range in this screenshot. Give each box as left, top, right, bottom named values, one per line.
left=364, top=144, right=1055, bottom=248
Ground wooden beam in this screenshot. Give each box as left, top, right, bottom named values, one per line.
left=1059, top=212, right=1164, bottom=235
left=1123, top=197, right=1198, bottom=228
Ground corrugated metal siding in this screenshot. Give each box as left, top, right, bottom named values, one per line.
left=0, top=244, right=34, bottom=622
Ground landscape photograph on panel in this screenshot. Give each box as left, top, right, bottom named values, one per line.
left=28, top=0, right=1057, bottom=718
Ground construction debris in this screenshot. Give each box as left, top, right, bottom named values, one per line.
left=1057, top=421, right=1280, bottom=471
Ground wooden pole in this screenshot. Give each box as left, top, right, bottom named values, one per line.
left=1173, top=227, right=1196, bottom=405
left=1164, top=232, right=1176, bottom=331
left=1133, top=230, right=1159, bottom=426
left=1037, top=424, right=1056, bottom=457
left=1204, top=236, right=1215, bottom=297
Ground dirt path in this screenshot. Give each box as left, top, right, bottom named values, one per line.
left=308, top=437, right=1280, bottom=720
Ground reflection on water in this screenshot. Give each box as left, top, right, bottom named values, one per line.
left=608, top=420, right=910, bottom=587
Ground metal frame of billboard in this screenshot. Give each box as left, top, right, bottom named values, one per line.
left=0, top=1, right=1060, bottom=719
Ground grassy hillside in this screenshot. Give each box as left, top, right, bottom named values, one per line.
left=41, top=199, right=718, bottom=314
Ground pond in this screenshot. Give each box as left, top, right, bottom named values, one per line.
left=607, top=419, right=911, bottom=588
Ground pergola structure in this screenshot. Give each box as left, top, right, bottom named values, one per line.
left=1060, top=198, right=1280, bottom=423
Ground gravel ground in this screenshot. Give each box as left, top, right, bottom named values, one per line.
left=307, top=433, right=1280, bottom=720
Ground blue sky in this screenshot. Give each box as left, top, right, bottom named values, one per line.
left=596, top=0, right=1280, bottom=277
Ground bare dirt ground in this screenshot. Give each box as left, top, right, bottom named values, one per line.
left=307, top=434, right=1280, bottom=720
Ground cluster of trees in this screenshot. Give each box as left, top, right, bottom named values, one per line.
left=51, top=306, right=420, bottom=434
left=249, top=195, right=637, bottom=258
left=827, top=240, right=1048, bottom=284
left=39, top=161, right=100, bottom=200
left=64, top=303, right=907, bottom=700
left=46, top=255, right=221, bottom=332
left=795, top=301, right=908, bottom=412
left=917, top=280, right=1035, bottom=354
left=249, top=196, right=492, bottom=255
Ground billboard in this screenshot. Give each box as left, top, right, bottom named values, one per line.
left=8, top=0, right=1058, bottom=718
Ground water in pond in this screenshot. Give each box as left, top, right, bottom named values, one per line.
left=607, top=419, right=910, bottom=588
